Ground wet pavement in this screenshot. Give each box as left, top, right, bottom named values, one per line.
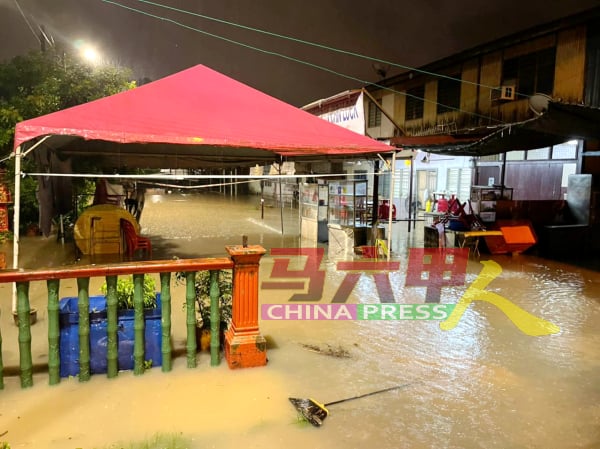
left=1, top=191, right=599, bottom=449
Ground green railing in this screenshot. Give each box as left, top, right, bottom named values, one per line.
left=0, top=257, right=234, bottom=390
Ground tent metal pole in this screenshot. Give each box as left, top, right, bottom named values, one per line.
left=278, top=163, right=284, bottom=235
left=371, top=160, right=380, bottom=232
left=260, top=180, right=264, bottom=219
left=12, top=145, right=22, bottom=313
left=11, top=136, right=50, bottom=314
left=387, top=151, right=396, bottom=261
left=408, top=155, right=414, bottom=233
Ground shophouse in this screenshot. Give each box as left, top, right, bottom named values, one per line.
left=305, top=7, right=600, bottom=256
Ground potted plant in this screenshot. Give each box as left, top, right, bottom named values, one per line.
left=175, top=270, right=232, bottom=351
left=101, top=274, right=158, bottom=310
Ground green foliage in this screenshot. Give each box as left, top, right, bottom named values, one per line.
left=101, top=275, right=157, bottom=310
left=4, top=158, right=39, bottom=230
left=0, top=48, right=135, bottom=229
left=175, top=270, right=233, bottom=329
left=0, top=106, right=21, bottom=148
left=0, top=441, right=10, bottom=449
left=0, top=49, right=134, bottom=156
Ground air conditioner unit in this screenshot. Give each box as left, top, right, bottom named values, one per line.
left=499, top=85, right=516, bottom=100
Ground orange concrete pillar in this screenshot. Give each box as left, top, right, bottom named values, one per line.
left=224, top=244, right=267, bottom=369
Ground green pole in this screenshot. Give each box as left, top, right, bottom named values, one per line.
left=133, top=274, right=145, bottom=375
left=17, top=281, right=33, bottom=388
left=47, top=279, right=60, bottom=385
left=77, top=277, right=90, bottom=382
left=185, top=272, right=197, bottom=368
left=209, top=270, right=221, bottom=366
left=105, top=275, right=118, bottom=378
left=160, top=272, right=172, bottom=372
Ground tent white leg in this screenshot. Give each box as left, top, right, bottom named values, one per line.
left=387, top=151, right=397, bottom=261
left=12, top=145, right=22, bottom=314
left=278, top=169, right=284, bottom=235
left=10, top=137, right=49, bottom=314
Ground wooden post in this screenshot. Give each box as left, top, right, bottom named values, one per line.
left=224, top=245, right=267, bottom=369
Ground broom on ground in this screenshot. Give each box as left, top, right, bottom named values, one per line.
left=289, top=381, right=419, bottom=427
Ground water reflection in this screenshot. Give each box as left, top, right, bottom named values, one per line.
left=3, top=192, right=600, bottom=449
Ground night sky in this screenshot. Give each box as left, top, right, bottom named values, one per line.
left=0, top=0, right=598, bottom=106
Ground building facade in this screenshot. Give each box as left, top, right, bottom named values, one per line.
left=364, top=7, right=600, bottom=209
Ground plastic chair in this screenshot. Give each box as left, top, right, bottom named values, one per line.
left=93, top=179, right=122, bottom=206
left=120, top=219, right=152, bottom=258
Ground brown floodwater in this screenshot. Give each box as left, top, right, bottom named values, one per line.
left=1, top=191, right=599, bottom=449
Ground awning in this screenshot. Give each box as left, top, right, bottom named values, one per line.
left=390, top=101, right=600, bottom=156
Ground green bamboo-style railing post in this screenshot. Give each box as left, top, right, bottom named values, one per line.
left=185, top=271, right=197, bottom=368
left=47, top=279, right=60, bottom=385
left=209, top=270, right=221, bottom=366
left=16, top=281, right=33, bottom=388
left=0, top=257, right=235, bottom=391
left=77, top=277, right=91, bottom=382
left=160, top=272, right=172, bottom=372
left=105, top=275, right=119, bottom=378
left=0, top=308, right=4, bottom=390
left=133, top=273, right=145, bottom=375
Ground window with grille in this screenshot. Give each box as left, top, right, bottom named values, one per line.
left=446, top=168, right=472, bottom=203
left=506, top=150, right=525, bottom=161
left=405, top=85, right=425, bottom=120
left=551, top=140, right=578, bottom=159
left=437, top=75, right=461, bottom=114
left=368, top=99, right=382, bottom=127
left=502, top=47, right=556, bottom=96
left=479, top=154, right=501, bottom=162
left=379, top=167, right=410, bottom=199
left=527, top=147, right=550, bottom=160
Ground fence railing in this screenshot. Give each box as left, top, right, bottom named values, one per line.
left=0, top=244, right=267, bottom=390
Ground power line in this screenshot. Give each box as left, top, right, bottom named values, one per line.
left=13, top=0, right=40, bottom=45
left=132, top=0, right=517, bottom=96
left=101, top=0, right=506, bottom=124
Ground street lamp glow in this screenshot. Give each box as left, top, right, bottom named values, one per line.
left=82, top=46, right=100, bottom=64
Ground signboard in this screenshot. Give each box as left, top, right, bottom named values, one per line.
left=316, top=92, right=365, bottom=135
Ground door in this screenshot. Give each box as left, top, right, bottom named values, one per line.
left=416, top=169, right=437, bottom=212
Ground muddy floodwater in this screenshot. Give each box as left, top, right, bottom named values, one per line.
left=1, top=192, right=599, bottom=449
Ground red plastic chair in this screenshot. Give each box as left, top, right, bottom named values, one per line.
left=120, top=219, right=152, bottom=258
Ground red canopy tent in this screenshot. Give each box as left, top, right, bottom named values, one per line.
left=14, top=64, right=392, bottom=168
left=11, top=64, right=394, bottom=270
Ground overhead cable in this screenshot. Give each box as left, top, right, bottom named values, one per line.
left=101, top=0, right=507, bottom=124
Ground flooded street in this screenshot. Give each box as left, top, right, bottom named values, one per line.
left=1, top=192, right=599, bottom=449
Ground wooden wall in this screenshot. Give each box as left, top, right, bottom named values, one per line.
left=554, top=26, right=587, bottom=102
left=382, top=23, right=588, bottom=132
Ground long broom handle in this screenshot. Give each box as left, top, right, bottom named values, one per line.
left=324, top=381, right=419, bottom=407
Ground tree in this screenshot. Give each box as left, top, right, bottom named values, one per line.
left=0, top=49, right=136, bottom=231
